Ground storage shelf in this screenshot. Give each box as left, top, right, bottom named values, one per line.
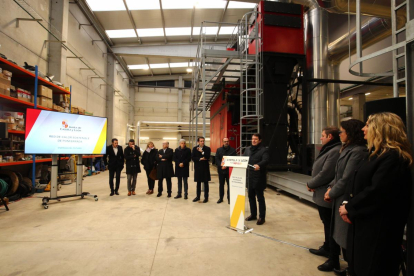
left=8, top=130, right=25, bottom=134
left=0, top=93, right=53, bottom=111
left=0, top=158, right=52, bottom=167
left=83, top=155, right=103, bottom=159
left=0, top=57, right=70, bottom=95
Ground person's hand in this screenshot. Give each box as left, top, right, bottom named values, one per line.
left=179, top=163, right=184, bottom=167
left=200, top=157, right=206, bottom=161
left=197, top=147, right=203, bottom=152
left=339, top=205, right=348, bottom=216
left=341, top=214, right=352, bottom=224
left=130, top=145, right=135, bottom=149
left=324, top=188, right=332, bottom=202
left=221, top=166, right=227, bottom=170
left=254, top=164, right=260, bottom=171
left=159, top=154, right=162, bottom=158
left=307, top=184, right=315, bottom=192
left=161, top=159, right=166, bottom=161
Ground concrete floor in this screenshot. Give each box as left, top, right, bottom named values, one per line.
left=0, top=168, right=344, bottom=276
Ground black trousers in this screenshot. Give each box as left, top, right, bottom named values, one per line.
left=109, top=167, right=122, bottom=192
left=158, top=177, right=172, bottom=194
left=329, top=235, right=348, bottom=263
left=218, top=172, right=230, bottom=200
left=248, top=185, right=266, bottom=219
left=317, top=205, right=333, bottom=250
left=196, top=181, right=209, bottom=199
left=145, top=170, right=155, bottom=190
left=177, top=177, right=188, bottom=195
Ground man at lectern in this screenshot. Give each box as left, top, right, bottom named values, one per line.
left=104, top=138, right=124, bottom=196
left=244, top=133, right=269, bottom=225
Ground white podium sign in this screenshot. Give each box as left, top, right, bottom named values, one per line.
left=222, top=156, right=251, bottom=233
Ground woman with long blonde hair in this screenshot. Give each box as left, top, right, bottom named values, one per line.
left=339, top=112, right=412, bottom=276
left=141, top=141, right=157, bottom=194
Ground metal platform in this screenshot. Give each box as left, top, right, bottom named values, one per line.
left=266, top=171, right=313, bottom=203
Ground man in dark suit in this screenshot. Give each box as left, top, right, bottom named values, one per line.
left=244, top=133, right=269, bottom=225
left=104, top=138, right=124, bottom=196
left=192, top=137, right=211, bottom=203
left=215, top=137, right=236, bottom=204
left=155, top=141, right=174, bottom=197
left=174, top=139, right=191, bottom=199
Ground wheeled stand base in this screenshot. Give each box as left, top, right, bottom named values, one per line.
left=42, top=192, right=98, bottom=209
left=226, top=225, right=253, bottom=234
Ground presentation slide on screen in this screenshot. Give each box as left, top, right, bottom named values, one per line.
left=25, top=109, right=107, bottom=155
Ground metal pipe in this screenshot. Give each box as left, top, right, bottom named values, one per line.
left=305, top=8, right=329, bottom=143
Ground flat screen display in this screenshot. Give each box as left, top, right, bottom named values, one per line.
left=25, top=109, right=107, bottom=154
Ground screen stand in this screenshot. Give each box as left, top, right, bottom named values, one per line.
left=42, top=154, right=98, bottom=209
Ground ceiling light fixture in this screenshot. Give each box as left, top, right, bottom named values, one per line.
left=186, top=68, right=193, bottom=72
left=86, top=0, right=125, bottom=11
left=139, top=137, right=150, bottom=140
left=165, top=27, right=192, bottom=36
left=349, top=98, right=353, bottom=100
left=137, top=28, right=165, bottom=37
left=126, top=0, right=160, bottom=10
left=128, top=64, right=149, bottom=70
left=162, top=137, right=178, bottom=140
left=106, top=29, right=136, bottom=38
left=365, top=93, right=371, bottom=95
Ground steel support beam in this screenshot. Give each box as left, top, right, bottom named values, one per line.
left=123, top=0, right=142, bottom=44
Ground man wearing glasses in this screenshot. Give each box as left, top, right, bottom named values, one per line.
left=215, top=137, right=236, bottom=204
left=155, top=141, right=175, bottom=197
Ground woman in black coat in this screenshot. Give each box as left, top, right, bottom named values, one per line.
left=174, top=139, right=192, bottom=199
left=124, top=139, right=141, bottom=196
left=339, top=112, right=412, bottom=276
left=141, top=141, right=157, bottom=195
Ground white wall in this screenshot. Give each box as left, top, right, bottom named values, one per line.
left=0, top=0, right=132, bottom=145
left=0, top=0, right=49, bottom=74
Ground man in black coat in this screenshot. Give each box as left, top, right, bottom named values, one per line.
left=215, top=137, right=236, bottom=204
left=104, top=138, right=124, bottom=196
left=124, top=139, right=141, bottom=196
left=243, top=133, right=269, bottom=225
left=155, top=141, right=174, bottom=197
left=192, top=137, right=211, bottom=203
left=174, top=139, right=191, bottom=199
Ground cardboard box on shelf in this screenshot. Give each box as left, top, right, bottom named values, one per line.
left=78, top=107, right=85, bottom=115
left=0, top=111, right=24, bottom=120
left=37, top=85, right=53, bottom=98
left=3, top=70, right=12, bottom=77
left=71, top=106, right=79, bottom=114
left=0, top=73, right=11, bottom=86
left=0, top=83, right=11, bottom=96
left=37, top=96, right=49, bottom=107
left=16, top=88, right=31, bottom=102
left=7, top=123, right=17, bottom=130
left=53, top=104, right=65, bottom=112
left=16, top=118, right=25, bottom=130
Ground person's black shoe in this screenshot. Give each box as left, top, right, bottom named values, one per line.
left=334, top=267, right=348, bottom=276
left=167, top=193, right=171, bottom=198
left=203, top=198, right=208, bottom=203
left=309, top=246, right=330, bottom=258
left=193, top=197, right=200, bottom=202
left=157, top=193, right=162, bottom=197
left=245, top=215, right=257, bottom=221
left=256, top=218, right=265, bottom=225
left=184, top=194, right=188, bottom=200
left=115, top=191, right=119, bottom=195
left=317, top=259, right=340, bottom=272
left=174, top=195, right=182, bottom=199
left=110, top=192, right=114, bottom=196
left=217, top=199, right=223, bottom=204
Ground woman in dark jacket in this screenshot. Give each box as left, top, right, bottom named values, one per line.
left=124, top=139, right=141, bottom=196
left=141, top=141, right=157, bottom=195
left=339, top=112, right=412, bottom=276
left=319, top=119, right=366, bottom=274
left=174, top=139, right=192, bottom=199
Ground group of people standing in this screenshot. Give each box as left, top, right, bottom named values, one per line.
left=103, top=133, right=270, bottom=226
left=307, top=113, right=412, bottom=276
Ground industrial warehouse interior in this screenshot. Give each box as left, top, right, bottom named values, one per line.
left=0, top=0, right=413, bottom=276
